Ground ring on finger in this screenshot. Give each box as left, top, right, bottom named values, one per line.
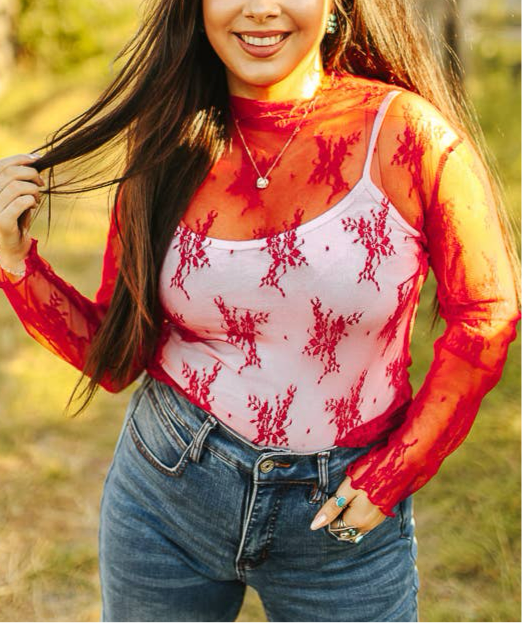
left=347, top=532, right=365, bottom=543
left=333, top=494, right=349, bottom=508
left=332, top=517, right=358, bottom=534
left=329, top=523, right=366, bottom=543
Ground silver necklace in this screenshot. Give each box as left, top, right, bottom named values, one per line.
left=232, top=96, right=317, bottom=190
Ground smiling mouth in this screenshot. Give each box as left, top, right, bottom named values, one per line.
left=234, top=33, right=290, bottom=47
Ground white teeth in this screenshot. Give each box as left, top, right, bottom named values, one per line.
left=239, top=34, right=286, bottom=47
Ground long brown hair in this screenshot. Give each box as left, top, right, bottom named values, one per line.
left=27, top=0, right=520, bottom=417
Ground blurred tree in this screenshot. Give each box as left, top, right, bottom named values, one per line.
left=7, top=0, right=138, bottom=77
left=0, top=0, right=15, bottom=93
left=15, top=0, right=108, bottom=73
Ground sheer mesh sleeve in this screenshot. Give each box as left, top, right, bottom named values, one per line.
left=344, top=93, right=521, bottom=517
left=0, top=194, right=143, bottom=392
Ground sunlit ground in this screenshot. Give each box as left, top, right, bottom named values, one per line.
left=0, top=11, right=520, bottom=623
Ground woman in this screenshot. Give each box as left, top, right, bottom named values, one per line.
left=0, top=0, right=519, bottom=621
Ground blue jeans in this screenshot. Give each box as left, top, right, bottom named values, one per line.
left=99, top=374, right=420, bottom=622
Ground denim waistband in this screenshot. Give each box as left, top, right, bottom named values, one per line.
left=136, top=374, right=381, bottom=494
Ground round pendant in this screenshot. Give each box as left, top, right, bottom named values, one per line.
left=256, top=177, right=269, bottom=189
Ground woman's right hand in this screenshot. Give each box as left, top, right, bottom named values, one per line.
left=0, top=153, right=45, bottom=260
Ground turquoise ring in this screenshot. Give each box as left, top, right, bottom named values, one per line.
left=344, top=526, right=360, bottom=537
left=334, top=495, right=348, bottom=508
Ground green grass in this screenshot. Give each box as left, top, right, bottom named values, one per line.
left=0, top=17, right=520, bottom=623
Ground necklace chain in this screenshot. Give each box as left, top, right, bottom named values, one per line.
left=232, top=96, right=317, bottom=189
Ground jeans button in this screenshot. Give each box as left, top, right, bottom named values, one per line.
left=260, top=459, right=275, bottom=473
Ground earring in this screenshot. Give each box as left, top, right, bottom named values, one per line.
left=326, top=12, right=338, bottom=35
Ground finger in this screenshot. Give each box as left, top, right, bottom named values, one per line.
left=0, top=153, right=42, bottom=175
left=309, top=474, right=362, bottom=530
left=334, top=512, right=386, bottom=536
left=0, top=195, right=38, bottom=251
left=0, top=164, right=46, bottom=191
left=337, top=496, right=387, bottom=533
left=17, top=206, right=34, bottom=235
left=0, top=180, right=42, bottom=209
left=0, top=195, right=39, bottom=229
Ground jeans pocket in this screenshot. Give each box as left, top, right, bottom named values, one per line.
left=128, top=386, right=195, bottom=478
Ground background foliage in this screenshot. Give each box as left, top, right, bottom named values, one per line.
left=16, top=0, right=112, bottom=73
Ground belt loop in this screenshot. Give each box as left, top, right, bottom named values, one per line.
left=189, top=416, right=218, bottom=463
left=310, top=450, right=330, bottom=503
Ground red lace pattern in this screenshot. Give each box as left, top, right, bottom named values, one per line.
left=1, top=71, right=519, bottom=518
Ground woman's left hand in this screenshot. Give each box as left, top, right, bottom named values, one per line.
left=309, top=475, right=387, bottom=534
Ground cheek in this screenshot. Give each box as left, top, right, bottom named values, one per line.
left=202, top=0, right=235, bottom=32
left=291, top=0, right=329, bottom=30
left=202, top=1, right=236, bottom=59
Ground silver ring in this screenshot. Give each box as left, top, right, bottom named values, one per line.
left=347, top=532, right=365, bottom=544
left=344, top=525, right=361, bottom=538
left=328, top=519, right=366, bottom=543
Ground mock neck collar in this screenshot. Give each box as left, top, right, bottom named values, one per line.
left=228, top=70, right=353, bottom=132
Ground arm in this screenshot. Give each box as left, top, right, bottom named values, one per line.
left=0, top=193, right=144, bottom=392
left=343, top=94, right=520, bottom=517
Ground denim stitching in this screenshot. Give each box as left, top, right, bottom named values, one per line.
left=235, top=476, right=259, bottom=582
left=261, top=486, right=285, bottom=554
left=130, top=405, right=246, bottom=474
left=128, top=415, right=191, bottom=477
left=203, top=444, right=246, bottom=471
left=153, top=379, right=203, bottom=437
left=319, top=451, right=329, bottom=493
left=400, top=534, right=419, bottom=582
left=308, top=451, right=329, bottom=503
left=146, top=384, right=190, bottom=449
left=189, top=417, right=218, bottom=463
left=259, top=479, right=315, bottom=486
left=143, top=379, right=252, bottom=472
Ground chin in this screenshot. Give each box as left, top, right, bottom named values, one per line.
left=233, top=64, right=297, bottom=88
left=239, top=75, right=287, bottom=88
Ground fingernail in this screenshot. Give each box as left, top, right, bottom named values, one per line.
left=28, top=152, right=42, bottom=159
left=310, top=513, right=328, bottom=530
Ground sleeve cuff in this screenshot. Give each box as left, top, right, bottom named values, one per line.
left=0, top=238, right=40, bottom=287
left=344, top=459, right=400, bottom=518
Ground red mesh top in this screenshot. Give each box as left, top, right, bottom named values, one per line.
left=158, top=89, right=427, bottom=456
left=1, top=70, right=519, bottom=517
